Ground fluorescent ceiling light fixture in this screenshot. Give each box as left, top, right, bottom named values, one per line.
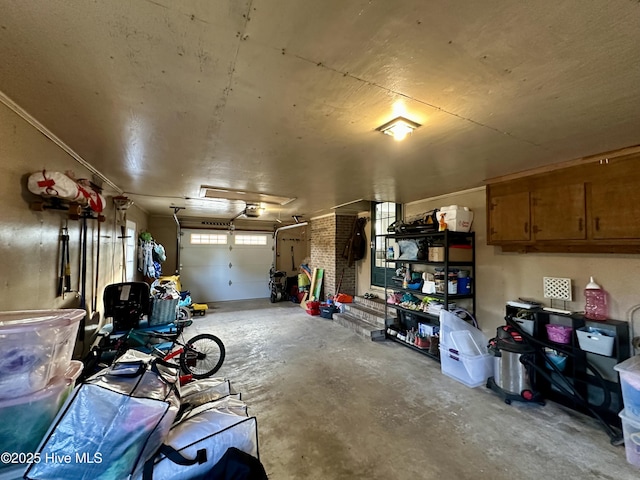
left=199, top=186, right=295, bottom=206
left=376, top=116, right=421, bottom=141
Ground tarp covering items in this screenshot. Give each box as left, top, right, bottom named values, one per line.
left=180, top=377, right=232, bottom=408
left=25, top=351, right=264, bottom=480
left=140, top=400, right=259, bottom=480
left=25, top=352, right=180, bottom=480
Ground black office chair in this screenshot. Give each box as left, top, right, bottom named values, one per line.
left=103, top=282, right=151, bottom=332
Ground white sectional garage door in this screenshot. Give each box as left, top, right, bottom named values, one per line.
left=180, top=229, right=274, bottom=302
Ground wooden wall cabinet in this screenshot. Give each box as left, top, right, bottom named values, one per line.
left=487, top=151, right=640, bottom=253
left=589, top=177, right=640, bottom=240
left=488, top=191, right=530, bottom=242
left=531, top=183, right=586, bottom=241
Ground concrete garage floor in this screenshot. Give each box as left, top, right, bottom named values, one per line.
left=190, top=299, right=638, bottom=480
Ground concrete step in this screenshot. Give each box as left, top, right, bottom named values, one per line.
left=353, top=296, right=386, bottom=312
left=343, top=303, right=386, bottom=328
left=333, top=312, right=386, bottom=341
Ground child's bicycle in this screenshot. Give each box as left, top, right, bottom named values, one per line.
left=81, top=319, right=225, bottom=383
left=80, top=281, right=225, bottom=382
left=120, top=320, right=225, bottom=381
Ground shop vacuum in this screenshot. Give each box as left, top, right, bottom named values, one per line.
left=487, top=315, right=624, bottom=445
left=486, top=324, right=545, bottom=405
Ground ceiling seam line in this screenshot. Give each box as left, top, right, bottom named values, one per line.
left=205, top=0, right=255, bottom=156
left=220, top=0, right=255, bottom=107
left=0, top=89, right=124, bottom=194
left=284, top=50, right=546, bottom=149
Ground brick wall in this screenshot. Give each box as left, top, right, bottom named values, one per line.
left=310, top=214, right=357, bottom=300
left=335, top=215, right=356, bottom=295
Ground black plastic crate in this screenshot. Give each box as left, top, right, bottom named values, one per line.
left=320, top=305, right=339, bottom=319
left=399, top=310, right=420, bottom=329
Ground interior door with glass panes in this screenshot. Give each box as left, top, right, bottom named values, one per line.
left=371, top=202, right=401, bottom=287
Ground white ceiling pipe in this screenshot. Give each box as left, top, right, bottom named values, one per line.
left=273, top=222, right=308, bottom=271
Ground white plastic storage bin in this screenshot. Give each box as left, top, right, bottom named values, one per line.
left=619, top=409, right=640, bottom=468
left=439, top=345, right=493, bottom=388
left=0, top=309, right=84, bottom=399
left=439, top=310, right=489, bottom=355
left=576, top=326, right=615, bottom=356
left=512, top=318, right=535, bottom=336
left=615, top=356, right=640, bottom=418
left=438, top=205, right=474, bottom=232
left=450, top=330, right=484, bottom=356
left=0, top=360, right=82, bottom=468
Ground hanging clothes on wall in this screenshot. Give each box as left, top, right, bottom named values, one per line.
left=138, top=231, right=165, bottom=279
left=342, top=217, right=367, bottom=267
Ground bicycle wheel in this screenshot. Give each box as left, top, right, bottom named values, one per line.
left=179, top=333, right=225, bottom=379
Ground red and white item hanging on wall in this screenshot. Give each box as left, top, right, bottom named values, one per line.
left=27, top=169, right=106, bottom=213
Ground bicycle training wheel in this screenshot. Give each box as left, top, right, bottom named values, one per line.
left=180, top=333, right=226, bottom=379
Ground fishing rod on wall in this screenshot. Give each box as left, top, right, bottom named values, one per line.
left=171, top=206, right=185, bottom=275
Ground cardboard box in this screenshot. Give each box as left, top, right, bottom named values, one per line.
left=428, top=246, right=445, bottom=262
left=449, top=244, right=473, bottom=262
left=439, top=205, right=474, bottom=232
left=428, top=245, right=473, bottom=262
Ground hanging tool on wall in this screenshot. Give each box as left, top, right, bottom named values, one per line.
left=335, top=267, right=345, bottom=297
left=64, top=229, right=71, bottom=294
left=113, top=196, right=134, bottom=281
left=171, top=206, right=185, bottom=275
left=57, top=225, right=71, bottom=298
left=291, top=245, right=295, bottom=271
left=91, top=216, right=101, bottom=314
left=77, top=211, right=88, bottom=341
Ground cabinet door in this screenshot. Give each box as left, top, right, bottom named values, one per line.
left=488, top=191, right=530, bottom=242
left=531, top=184, right=585, bottom=240
left=590, top=179, right=640, bottom=239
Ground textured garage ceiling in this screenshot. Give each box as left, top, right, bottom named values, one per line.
left=1, top=1, right=639, bottom=222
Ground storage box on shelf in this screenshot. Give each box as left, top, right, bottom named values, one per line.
left=505, top=305, right=630, bottom=428
left=438, top=205, right=474, bottom=233
left=383, top=230, right=476, bottom=362
left=576, top=327, right=615, bottom=356
left=428, top=244, right=473, bottom=262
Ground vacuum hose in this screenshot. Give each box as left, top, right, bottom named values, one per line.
left=505, top=315, right=623, bottom=445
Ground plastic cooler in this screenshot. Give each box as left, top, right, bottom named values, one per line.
left=0, top=309, right=84, bottom=399
left=619, top=409, right=640, bottom=468
left=614, top=356, right=640, bottom=418
left=0, top=360, right=83, bottom=471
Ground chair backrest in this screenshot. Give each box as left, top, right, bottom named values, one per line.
left=103, top=282, right=151, bottom=332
